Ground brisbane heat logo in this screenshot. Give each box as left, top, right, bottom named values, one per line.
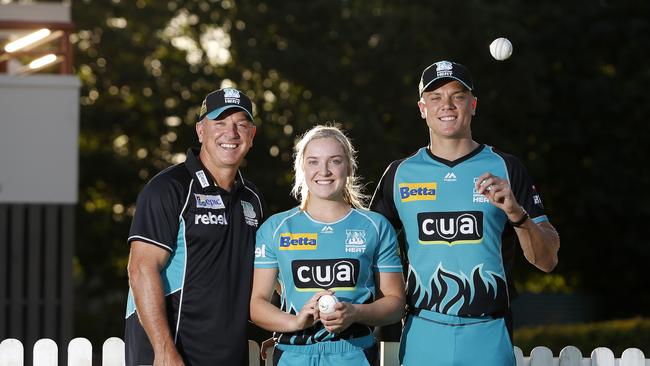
left=279, top=233, right=318, bottom=251
left=398, top=183, right=437, bottom=202
left=291, top=259, right=360, bottom=291
left=417, top=211, right=483, bottom=245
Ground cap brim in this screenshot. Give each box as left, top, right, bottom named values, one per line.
left=205, top=105, right=254, bottom=122
left=420, top=77, right=473, bottom=96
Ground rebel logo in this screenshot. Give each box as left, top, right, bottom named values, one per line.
left=417, top=211, right=483, bottom=245
left=291, top=259, right=359, bottom=290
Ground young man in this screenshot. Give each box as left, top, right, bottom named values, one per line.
left=370, top=61, right=560, bottom=366
left=125, top=88, right=265, bottom=365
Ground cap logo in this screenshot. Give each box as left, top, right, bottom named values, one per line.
left=223, top=88, right=241, bottom=104
left=435, top=61, right=453, bottom=71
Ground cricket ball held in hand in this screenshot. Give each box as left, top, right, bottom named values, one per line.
left=318, top=295, right=338, bottom=314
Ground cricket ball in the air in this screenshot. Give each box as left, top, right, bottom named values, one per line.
left=318, top=295, right=338, bottom=314
left=490, top=37, right=513, bottom=61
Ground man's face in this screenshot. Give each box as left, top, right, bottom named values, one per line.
left=418, top=80, right=477, bottom=140
left=195, top=109, right=256, bottom=170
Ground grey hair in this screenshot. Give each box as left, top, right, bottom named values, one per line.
left=291, top=124, right=368, bottom=209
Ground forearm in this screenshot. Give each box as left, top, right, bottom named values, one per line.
left=250, top=297, right=302, bottom=333
left=352, top=294, right=405, bottom=327
left=515, top=220, right=560, bottom=272
left=130, top=268, right=177, bottom=353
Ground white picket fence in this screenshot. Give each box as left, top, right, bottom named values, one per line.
left=0, top=338, right=648, bottom=366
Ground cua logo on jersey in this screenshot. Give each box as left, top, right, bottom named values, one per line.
left=399, top=183, right=437, bottom=202
left=279, top=233, right=317, bottom=250
left=417, top=211, right=483, bottom=245
left=291, top=259, right=360, bottom=291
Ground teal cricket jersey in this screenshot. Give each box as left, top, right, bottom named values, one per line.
left=254, top=207, right=402, bottom=345
left=370, top=145, right=548, bottom=317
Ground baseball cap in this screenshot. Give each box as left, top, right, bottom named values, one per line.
left=418, top=60, right=474, bottom=97
left=197, top=88, right=254, bottom=122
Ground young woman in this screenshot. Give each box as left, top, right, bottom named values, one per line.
left=251, top=125, right=405, bottom=366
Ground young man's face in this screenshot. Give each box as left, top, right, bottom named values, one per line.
left=418, top=80, right=477, bottom=140
left=196, top=109, right=256, bottom=170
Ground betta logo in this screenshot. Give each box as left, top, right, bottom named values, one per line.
left=398, top=183, right=437, bottom=202
left=291, top=259, right=360, bottom=290
left=279, top=233, right=317, bottom=250
left=417, top=211, right=483, bottom=245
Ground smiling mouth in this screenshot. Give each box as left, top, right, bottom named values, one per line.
left=439, top=116, right=457, bottom=121
left=314, top=179, right=334, bottom=185
left=220, top=143, right=239, bottom=149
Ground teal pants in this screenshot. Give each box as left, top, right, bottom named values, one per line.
left=274, top=334, right=378, bottom=366
left=400, top=311, right=515, bottom=366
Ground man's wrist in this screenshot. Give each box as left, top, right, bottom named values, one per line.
left=508, top=207, right=529, bottom=227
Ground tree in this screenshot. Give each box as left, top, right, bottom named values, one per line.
left=71, top=0, right=650, bottom=342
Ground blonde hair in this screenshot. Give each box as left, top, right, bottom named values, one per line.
left=291, top=124, right=368, bottom=209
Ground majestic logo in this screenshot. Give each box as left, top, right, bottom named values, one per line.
left=279, top=233, right=318, bottom=250
left=417, top=211, right=483, bottom=245
left=399, top=183, right=437, bottom=202
left=241, top=200, right=258, bottom=227
left=291, top=259, right=360, bottom=291
left=196, top=170, right=210, bottom=188
left=194, top=212, right=228, bottom=225
left=194, top=194, right=225, bottom=209
left=223, top=88, right=241, bottom=104
left=472, top=178, right=489, bottom=203
left=444, top=172, right=457, bottom=182
left=321, top=225, right=334, bottom=234
left=345, top=230, right=366, bottom=253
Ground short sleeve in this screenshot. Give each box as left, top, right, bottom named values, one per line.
left=127, top=175, right=184, bottom=253
left=374, top=216, right=403, bottom=273
left=254, top=220, right=278, bottom=268
left=504, top=155, right=548, bottom=224
left=370, top=161, right=403, bottom=231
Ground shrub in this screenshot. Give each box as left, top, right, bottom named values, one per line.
left=514, top=317, right=650, bottom=356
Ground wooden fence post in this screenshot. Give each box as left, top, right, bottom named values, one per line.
left=0, top=339, right=24, bottom=366
left=620, top=348, right=645, bottom=366
left=33, top=339, right=57, bottom=366
left=101, top=338, right=124, bottom=366
left=591, top=347, right=615, bottom=366
left=67, top=338, right=91, bottom=366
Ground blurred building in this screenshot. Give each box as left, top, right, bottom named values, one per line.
left=0, top=1, right=79, bottom=363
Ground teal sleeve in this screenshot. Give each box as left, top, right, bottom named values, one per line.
left=254, top=220, right=278, bottom=268
left=374, top=217, right=403, bottom=273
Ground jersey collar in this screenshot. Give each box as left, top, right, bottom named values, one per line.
left=184, top=147, right=246, bottom=193
left=424, top=143, right=485, bottom=167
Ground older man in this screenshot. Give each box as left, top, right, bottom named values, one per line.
left=125, top=88, right=265, bottom=365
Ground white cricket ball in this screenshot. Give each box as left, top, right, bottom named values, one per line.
left=490, top=37, right=513, bottom=61
left=318, top=295, right=338, bottom=314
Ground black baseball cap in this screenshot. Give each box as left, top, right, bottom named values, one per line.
left=418, top=60, right=474, bottom=97
left=197, top=88, right=254, bottom=122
